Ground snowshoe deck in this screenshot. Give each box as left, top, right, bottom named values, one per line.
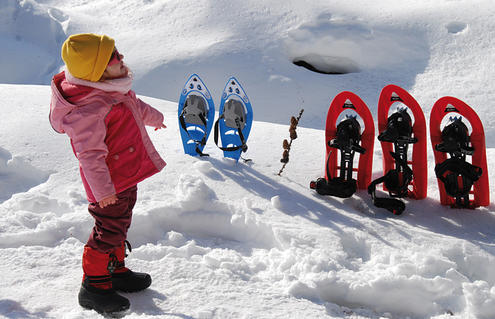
left=310, top=91, right=374, bottom=197
left=430, top=96, right=489, bottom=208
left=324, top=91, right=374, bottom=190
left=377, top=85, right=427, bottom=199
left=178, top=74, right=215, bottom=156
left=214, top=77, right=253, bottom=161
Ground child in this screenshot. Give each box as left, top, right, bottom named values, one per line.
left=49, top=33, right=166, bottom=314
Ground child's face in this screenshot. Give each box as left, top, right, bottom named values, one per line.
left=101, top=49, right=128, bottom=80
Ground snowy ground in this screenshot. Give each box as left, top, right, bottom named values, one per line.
left=1, top=0, right=495, bottom=318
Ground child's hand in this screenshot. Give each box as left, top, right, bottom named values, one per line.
left=155, top=123, right=167, bottom=131
left=99, top=194, right=118, bottom=208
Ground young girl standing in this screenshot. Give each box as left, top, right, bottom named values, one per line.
left=49, top=33, right=166, bottom=314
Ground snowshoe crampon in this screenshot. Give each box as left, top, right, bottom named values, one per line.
left=214, top=77, right=253, bottom=162
left=430, top=97, right=489, bottom=208
left=368, top=85, right=427, bottom=215
left=310, top=91, right=374, bottom=198
left=178, top=74, right=215, bottom=156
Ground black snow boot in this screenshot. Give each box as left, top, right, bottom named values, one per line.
left=78, top=277, right=130, bottom=315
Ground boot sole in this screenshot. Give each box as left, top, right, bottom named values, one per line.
left=79, top=300, right=130, bottom=316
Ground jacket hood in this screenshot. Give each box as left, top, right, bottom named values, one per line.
left=49, top=71, right=78, bottom=133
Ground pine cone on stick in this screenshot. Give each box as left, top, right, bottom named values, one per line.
left=283, top=139, right=289, bottom=149
left=290, top=116, right=298, bottom=127
left=289, top=128, right=297, bottom=140
left=281, top=150, right=289, bottom=163
left=278, top=109, right=304, bottom=175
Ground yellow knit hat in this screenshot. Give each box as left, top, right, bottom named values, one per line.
left=61, top=33, right=115, bottom=82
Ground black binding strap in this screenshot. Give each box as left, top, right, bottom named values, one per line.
left=214, top=98, right=249, bottom=155
left=214, top=115, right=248, bottom=153
left=435, top=118, right=474, bottom=156
left=179, top=107, right=210, bottom=157
left=217, top=99, right=252, bottom=162
left=368, top=151, right=413, bottom=215
left=311, top=177, right=357, bottom=198
left=179, top=95, right=211, bottom=156
left=435, top=157, right=482, bottom=207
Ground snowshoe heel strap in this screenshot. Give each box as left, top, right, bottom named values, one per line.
left=214, top=115, right=248, bottom=153
left=435, top=157, right=482, bottom=201
left=370, top=195, right=405, bottom=215
left=179, top=102, right=210, bottom=157
left=310, top=177, right=357, bottom=198
left=367, top=178, right=405, bottom=215
left=367, top=152, right=412, bottom=215
left=384, top=152, right=413, bottom=197
left=435, top=141, right=474, bottom=156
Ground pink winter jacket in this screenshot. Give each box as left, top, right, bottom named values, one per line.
left=49, top=71, right=166, bottom=203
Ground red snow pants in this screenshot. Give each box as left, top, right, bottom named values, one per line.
left=86, top=185, right=137, bottom=253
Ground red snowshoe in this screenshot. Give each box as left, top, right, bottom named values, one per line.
left=430, top=96, right=489, bottom=208
left=368, top=85, right=427, bottom=215
left=310, top=91, right=374, bottom=198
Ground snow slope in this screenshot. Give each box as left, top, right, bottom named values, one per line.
left=3, top=0, right=495, bottom=142
left=1, top=0, right=495, bottom=318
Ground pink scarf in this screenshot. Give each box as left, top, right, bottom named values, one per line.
left=65, top=68, right=133, bottom=94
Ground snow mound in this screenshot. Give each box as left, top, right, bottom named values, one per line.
left=0, top=147, right=50, bottom=203
left=464, top=280, right=495, bottom=319
left=129, top=174, right=278, bottom=250
left=0, top=190, right=91, bottom=248
left=288, top=240, right=495, bottom=318
left=0, top=0, right=66, bottom=84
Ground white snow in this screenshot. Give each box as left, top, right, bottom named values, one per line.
left=1, top=0, right=495, bottom=318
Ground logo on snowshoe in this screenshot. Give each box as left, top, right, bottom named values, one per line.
left=343, top=99, right=356, bottom=110
left=444, top=105, right=459, bottom=113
